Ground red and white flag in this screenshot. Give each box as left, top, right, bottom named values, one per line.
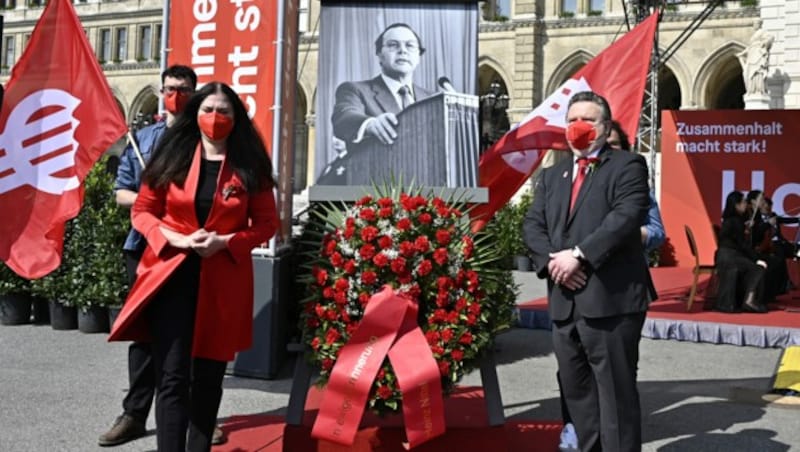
left=471, top=13, right=659, bottom=231
left=0, top=0, right=127, bottom=278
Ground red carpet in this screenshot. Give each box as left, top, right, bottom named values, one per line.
left=212, top=387, right=561, bottom=451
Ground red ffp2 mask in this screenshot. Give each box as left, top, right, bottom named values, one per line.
left=566, top=120, right=598, bottom=151
left=198, top=112, right=234, bottom=141
left=163, top=91, right=191, bottom=114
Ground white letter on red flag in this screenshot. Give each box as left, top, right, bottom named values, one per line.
left=0, top=0, right=128, bottom=278
left=471, top=13, right=659, bottom=231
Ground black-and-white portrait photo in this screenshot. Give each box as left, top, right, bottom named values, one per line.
left=314, top=0, right=479, bottom=188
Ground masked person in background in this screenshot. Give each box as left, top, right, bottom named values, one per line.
left=108, top=82, right=279, bottom=452
left=101, top=65, right=231, bottom=447
left=525, top=91, right=651, bottom=452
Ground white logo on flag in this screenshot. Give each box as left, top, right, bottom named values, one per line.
left=0, top=89, right=82, bottom=195
left=514, top=77, right=593, bottom=132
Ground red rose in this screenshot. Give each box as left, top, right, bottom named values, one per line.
left=361, top=225, right=379, bottom=242
left=359, top=207, right=376, bottom=222
left=468, top=303, right=481, bottom=315
left=446, top=311, right=459, bottom=323
left=326, top=309, right=338, bottom=321
left=378, top=235, right=393, bottom=250
left=379, top=207, right=393, bottom=218
left=437, top=276, right=453, bottom=290
left=417, top=259, right=433, bottom=276
left=441, top=328, right=454, bottom=342
left=412, top=195, right=427, bottom=209
left=344, top=260, right=357, bottom=274
left=390, top=257, right=407, bottom=274
left=414, top=236, right=430, bottom=253
left=458, top=332, right=473, bottom=345
left=322, top=358, right=335, bottom=371
left=397, top=273, right=413, bottom=285
left=315, top=305, right=325, bottom=318
left=330, top=252, right=344, bottom=267
left=396, top=217, right=412, bottom=231
left=359, top=292, right=370, bottom=305
left=322, top=287, right=334, bottom=299
left=466, top=313, right=477, bottom=325
left=361, top=271, right=378, bottom=285
left=334, top=290, right=347, bottom=305
left=377, top=197, right=394, bottom=208
left=325, top=328, right=341, bottom=345
left=435, top=229, right=451, bottom=245
left=462, top=236, right=474, bottom=259
left=355, top=195, right=373, bottom=206
left=433, top=248, right=449, bottom=265
left=438, top=361, right=450, bottom=376
left=343, top=225, right=355, bottom=239
left=346, top=217, right=356, bottom=228
left=325, top=239, right=338, bottom=255
left=359, top=244, right=376, bottom=260
left=310, top=337, right=321, bottom=350
left=425, top=330, right=440, bottom=344
left=315, top=269, right=328, bottom=286
left=432, top=197, right=446, bottom=208
left=432, top=309, right=447, bottom=323
left=399, top=240, right=416, bottom=257
left=334, top=278, right=349, bottom=291
left=377, top=385, right=393, bottom=400
left=372, top=253, right=389, bottom=267
left=455, top=297, right=468, bottom=312
left=451, top=349, right=464, bottom=361
left=435, top=292, right=449, bottom=308
left=418, top=212, right=433, bottom=224
left=436, top=206, right=450, bottom=217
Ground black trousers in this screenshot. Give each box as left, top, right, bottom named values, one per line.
left=148, top=255, right=226, bottom=452
left=714, top=248, right=765, bottom=311
left=122, top=249, right=155, bottom=423
left=553, top=307, right=646, bottom=452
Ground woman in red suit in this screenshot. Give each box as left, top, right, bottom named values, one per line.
left=109, top=82, right=278, bottom=452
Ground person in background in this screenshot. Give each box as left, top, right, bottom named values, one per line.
left=525, top=91, right=651, bottom=452
left=714, top=190, right=768, bottom=313
left=747, top=190, right=791, bottom=301
left=607, top=121, right=665, bottom=255
left=108, top=82, right=278, bottom=452
left=99, top=65, right=233, bottom=447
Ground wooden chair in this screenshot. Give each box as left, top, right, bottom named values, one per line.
left=685, top=224, right=716, bottom=311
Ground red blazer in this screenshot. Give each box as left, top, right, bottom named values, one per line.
left=109, top=145, right=278, bottom=361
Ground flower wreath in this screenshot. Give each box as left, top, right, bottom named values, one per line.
left=299, top=190, right=516, bottom=414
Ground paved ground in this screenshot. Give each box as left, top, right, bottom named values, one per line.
left=1, top=272, right=798, bottom=451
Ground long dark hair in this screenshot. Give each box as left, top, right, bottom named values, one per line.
left=722, top=190, right=745, bottom=219
left=142, top=82, right=275, bottom=192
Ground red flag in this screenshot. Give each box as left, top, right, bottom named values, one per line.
left=0, top=0, right=127, bottom=278
left=471, top=13, right=659, bottom=231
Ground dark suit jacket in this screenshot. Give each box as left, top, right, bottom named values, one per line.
left=331, top=75, right=434, bottom=143
left=523, top=147, right=651, bottom=321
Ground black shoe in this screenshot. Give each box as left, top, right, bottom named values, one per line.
left=98, top=414, right=146, bottom=447
left=742, top=301, right=768, bottom=313
left=713, top=305, right=740, bottom=313
left=212, top=426, right=227, bottom=445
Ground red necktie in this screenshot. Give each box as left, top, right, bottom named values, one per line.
left=570, top=157, right=597, bottom=212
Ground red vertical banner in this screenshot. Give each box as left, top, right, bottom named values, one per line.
left=168, top=1, right=278, bottom=146
left=660, top=110, right=800, bottom=267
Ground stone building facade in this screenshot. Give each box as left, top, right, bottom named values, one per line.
left=0, top=0, right=787, bottom=192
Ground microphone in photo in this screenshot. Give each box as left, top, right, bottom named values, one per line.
left=437, top=76, right=457, bottom=93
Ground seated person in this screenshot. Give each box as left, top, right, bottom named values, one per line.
left=746, top=190, right=790, bottom=300
left=714, top=191, right=768, bottom=313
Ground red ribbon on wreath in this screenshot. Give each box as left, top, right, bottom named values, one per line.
left=311, top=285, right=446, bottom=448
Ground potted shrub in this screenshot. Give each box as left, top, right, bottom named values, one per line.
left=68, top=157, right=129, bottom=333
left=485, top=191, right=533, bottom=271
left=0, top=263, right=32, bottom=325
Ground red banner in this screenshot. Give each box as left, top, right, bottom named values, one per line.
left=0, top=0, right=127, bottom=278
left=660, top=109, right=800, bottom=267
left=167, top=0, right=278, bottom=152
left=312, top=286, right=445, bottom=448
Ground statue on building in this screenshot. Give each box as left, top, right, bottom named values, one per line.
left=738, top=24, right=775, bottom=96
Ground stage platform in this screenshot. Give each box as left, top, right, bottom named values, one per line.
left=211, top=386, right=561, bottom=451
left=517, top=266, right=800, bottom=348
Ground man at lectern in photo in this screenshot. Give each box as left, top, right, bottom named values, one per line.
left=313, top=1, right=478, bottom=189
left=331, top=23, right=434, bottom=150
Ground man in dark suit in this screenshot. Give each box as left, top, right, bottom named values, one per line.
left=523, top=91, right=651, bottom=452
left=318, top=23, right=433, bottom=185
